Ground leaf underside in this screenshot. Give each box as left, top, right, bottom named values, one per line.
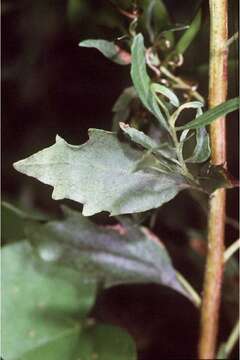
left=25, top=206, right=189, bottom=298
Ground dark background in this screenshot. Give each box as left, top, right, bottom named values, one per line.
left=2, top=0, right=239, bottom=358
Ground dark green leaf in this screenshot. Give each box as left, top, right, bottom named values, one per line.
left=174, top=10, right=202, bottom=55
left=79, top=39, right=131, bottom=65
left=13, top=131, right=189, bottom=216
left=25, top=206, right=190, bottom=300
left=130, top=34, right=168, bottom=129
left=198, top=164, right=235, bottom=193
left=142, top=0, right=173, bottom=43
left=186, top=128, right=211, bottom=163
left=178, top=97, right=240, bottom=130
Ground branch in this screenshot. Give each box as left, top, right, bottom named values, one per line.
left=198, top=1, right=228, bottom=359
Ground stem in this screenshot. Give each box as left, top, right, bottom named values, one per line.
left=198, top=1, right=228, bottom=359
left=160, top=66, right=205, bottom=104
left=217, top=320, right=240, bottom=359
left=224, top=238, right=240, bottom=263
left=176, top=271, right=201, bottom=308
left=222, top=320, right=239, bottom=358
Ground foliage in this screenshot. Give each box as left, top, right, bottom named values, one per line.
left=3, top=1, right=239, bottom=359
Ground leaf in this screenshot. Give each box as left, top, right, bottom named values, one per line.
left=151, top=83, right=180, bottom=107
left=178, top=97, right=240, bottom=130
left=174, top=10, right=202, bottom=55
left=13, top=131, right=189, bottom=216
left=120, top=122, right=158, bottom=150
left=2, top=241, right=136, bottom=360
left=186, top=128, right=211, bottom=163
left=112, top=87, right=137, bottom=113
left=130, top=34, right=168, bottom=129
left=112, top=87, right=137, bottom=131
left=79, top=39, right=131, bottom=65
left=2, top=202, right=25, bottom=243
left=142, top=0, right=173, bottom=43
left=198, top=164, right=235, bottom=193
left=119, top=123, right=179, bottom=168
left=25, top=206, right=190, bottom=300
left=170, top=101, right=204, bottom=127
left=2, top=241, right=94, bottom=359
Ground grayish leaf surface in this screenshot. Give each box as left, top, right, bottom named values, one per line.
left=14, top=130, right=189, bottom=216
left=79, top=39, right=130, bottom=65
left=186, top=128, right=211, bottom=163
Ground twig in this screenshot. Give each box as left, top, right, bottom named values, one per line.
left=224, top=238, right=240, bottom=263
left=226, top=31, right=239, bottom=48
left=176, top=271, right=201, bottom=308
left=198, top=1, right=228, bottom=359
left=160, top=66, right=205, bottom=104
left=217, top=320, right=240, bottom=359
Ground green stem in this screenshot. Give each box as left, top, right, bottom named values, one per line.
left=176, top=271, right=201, bottom=308
left=217, top=320, right=240, bottom=359
left=223, top=320, right=240, bottom=357
left=198, top=1, right=228, bottom=358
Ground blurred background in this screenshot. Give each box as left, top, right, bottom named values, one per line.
left=2, top=0, right=239, bottom=358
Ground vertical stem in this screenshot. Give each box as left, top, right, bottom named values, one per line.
left=198, top=1, right=228, bottom=359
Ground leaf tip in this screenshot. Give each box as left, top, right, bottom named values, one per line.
left=55, top=135, right=65, bottom=144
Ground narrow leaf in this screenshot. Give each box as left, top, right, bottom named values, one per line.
left=174, top=10, right=202, bottom=55
left=151, top=83, right=180, bottom=107
left=130, top=34, right=168, bottom=129
left=170, top=101, right=203, bottom=127
left=186, top=128, right=211, bottom=163
left=13, top=131, right=189, bottom=216
left=143, top=0, right=173, bottom=43
left=120, top=122, right=158, bottom=150
left=25, top=207, right=190, bottom=299
left=178, top=97, right=240, bottom=130
left=79, top=39, right=131, bottom=65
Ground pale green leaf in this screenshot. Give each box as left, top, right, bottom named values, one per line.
left=79, top=39, right=131, bottom=65
left=2, top=241, right=95, bottom=359
left=13, top=130, right=189, bottom=216
left=25, top=206, right=190, bottom=299
left=170, top=101, right=203, bottom=127
left=151, top=83, right=180, bottom=107
left=2, top=242, right=137, bottom=360
left=186, top=128, right=211, bottom=163
left=119, top=124, right=179, bottom=168
left=130, top=34, right=168, bottom=129
left=119, top=122, right=158, bottom=150
left=178, top=97, right=240, bottom=130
